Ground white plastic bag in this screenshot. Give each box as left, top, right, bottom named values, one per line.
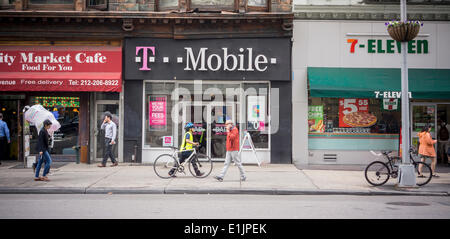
left=23, top=105, right=61, bottom=134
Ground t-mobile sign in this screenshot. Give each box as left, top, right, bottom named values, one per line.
left=125, top=38, right=290, bottom=81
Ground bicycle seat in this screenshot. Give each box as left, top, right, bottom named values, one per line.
left=167, top=146, right=179, bottom=150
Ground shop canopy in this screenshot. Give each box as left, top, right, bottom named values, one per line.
left=0, top=46, right=122, bottom=92
left=308, top=67, right=450, bottom=99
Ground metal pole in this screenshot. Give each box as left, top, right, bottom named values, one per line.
left=398, top=0, right=416, bottom=187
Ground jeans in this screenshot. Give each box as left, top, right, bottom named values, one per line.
left=35, top=151, right=52, bottom=178
left=218, top=151, right=246, bottom=179
left=102, top=138, right=117, bottom=166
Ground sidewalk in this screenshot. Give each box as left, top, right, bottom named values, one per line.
left=0, top=161, right=449, bottom=196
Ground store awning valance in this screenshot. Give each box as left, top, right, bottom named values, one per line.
left=308, top=67, right=450, bottom=99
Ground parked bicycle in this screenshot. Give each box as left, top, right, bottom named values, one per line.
left=365, top=147, right=432, bottom=186
left=153, top=146, right=213, bottom=179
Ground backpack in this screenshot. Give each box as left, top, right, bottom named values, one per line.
left=439, top=126, right=449, bottom=141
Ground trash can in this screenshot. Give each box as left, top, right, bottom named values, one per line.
left=73, top=145, right=81, bottom=164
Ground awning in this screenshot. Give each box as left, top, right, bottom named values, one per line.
left=0, top=45, right=122, bottom=92
left=308, top=67, right=450, bottom=99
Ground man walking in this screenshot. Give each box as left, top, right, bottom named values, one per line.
left=98, top=112, right=118, bottom=167
left=214, top=120, right=246, bottom=182
left=0, top=113, right=10, bottom=165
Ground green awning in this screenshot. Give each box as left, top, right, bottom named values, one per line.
left=308, top=67, right=450, bottom=99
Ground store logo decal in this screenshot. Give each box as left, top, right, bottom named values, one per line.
left=135, top=46, right=277, bottom=72
left=347, top=38, right=429, bottom=54
left=135, top=46, right=155, bottom=71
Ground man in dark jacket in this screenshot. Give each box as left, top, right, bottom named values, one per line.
left=34, top=119, right=52, bottom=181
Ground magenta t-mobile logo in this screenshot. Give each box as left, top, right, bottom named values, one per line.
left=135, top=46, right=155, bottom=71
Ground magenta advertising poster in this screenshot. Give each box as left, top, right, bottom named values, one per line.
left=149, top=96, right=167, bottom=130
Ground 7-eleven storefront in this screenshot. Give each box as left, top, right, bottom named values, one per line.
left=0, top=44, right=123, bottom=164
left=293, top=20, right=450, bottom=166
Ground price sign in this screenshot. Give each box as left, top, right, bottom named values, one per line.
left=339, top=98, right=369, bottom=128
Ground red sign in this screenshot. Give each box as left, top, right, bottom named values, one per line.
left=0, top=46, right=122, bottom=92
left=339, top=98, right=369, bottom=127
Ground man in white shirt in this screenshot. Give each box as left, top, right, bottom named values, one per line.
left=98, top=112, right=118, bottom=167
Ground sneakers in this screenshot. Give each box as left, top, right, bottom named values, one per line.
left=196, top=172, right=205, bottom=177
left=111, top=162, right=119, bottom=167
left=214, top=176, right=223, bottom=182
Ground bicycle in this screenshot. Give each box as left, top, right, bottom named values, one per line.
left=364, top=147, right=432, bottom=186
left=153, top=146, right=213, bottom=179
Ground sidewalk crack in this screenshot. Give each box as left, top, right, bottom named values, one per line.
left=301, top=170, right=320, bottom=189
left=85, top=167, right=124, bottom=191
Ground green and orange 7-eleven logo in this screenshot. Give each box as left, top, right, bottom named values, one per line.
left=347, top=38, right=429, bottom=54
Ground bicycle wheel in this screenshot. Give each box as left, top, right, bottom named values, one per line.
left=365, top=161, right=390, bottom=186
left=188, top=153, right=213, bottom=178
left=414, top=161, right=432, bottom=186
left=154, top=154, right=178, bottom=179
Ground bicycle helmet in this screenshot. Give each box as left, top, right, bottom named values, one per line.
left=185, top=122, right=194, bottom=130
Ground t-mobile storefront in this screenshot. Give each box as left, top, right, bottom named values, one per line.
left=123, top=38, right=292, bottom=164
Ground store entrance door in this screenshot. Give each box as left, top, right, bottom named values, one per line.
left=182, top=102, right=236, bottom=161
left=411, top=103, right=437, bottom=150
left=94, top=101, right=120, bottom=163
left=0, top=98, right=23, bottom=162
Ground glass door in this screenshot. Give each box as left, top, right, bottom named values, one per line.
left=210, top=102, right=236, bottom=159
left=95, top=101, right=119, bottom=162
left=411, top=103, right=437, bottom=150
left=182, top=102, right=236, bottom=160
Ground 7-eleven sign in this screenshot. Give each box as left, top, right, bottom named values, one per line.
left=383, top=98, right=398, bottom=110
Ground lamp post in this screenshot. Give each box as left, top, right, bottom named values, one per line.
left=398, top=0, right=416, bottom=187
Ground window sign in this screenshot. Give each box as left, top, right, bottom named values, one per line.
left=339, top=98, right=377, bottom=128
left=382, top=98, right=399, bottom=111
left=162, top=136, right=173, bottom=147
left=34, top=96, right=80, bottom=108
left=308, top=105, right=324, bottom=133
left=148, top=96, right=167, bottom=131
left=247, top=96, right=265, bottom=131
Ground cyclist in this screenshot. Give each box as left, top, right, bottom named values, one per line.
left=169, top=122, right=204, bottom=177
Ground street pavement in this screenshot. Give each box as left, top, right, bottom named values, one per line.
left=0, top=161, right=449, bottom=196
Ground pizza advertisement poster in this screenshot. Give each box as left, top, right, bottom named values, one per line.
left=339, top=98, right=377, bottom=128
left=308, top=105, right=324, bottom=133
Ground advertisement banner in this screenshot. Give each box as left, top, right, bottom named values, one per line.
left=339, top=98, right=376, bottom=128
left=0, top=46, right=122, bottom=92
left=247, top=96, right=266, bottom=131
left=308, top=105, right=324, bottom=133
left=149, top=96, right=167, bottom=131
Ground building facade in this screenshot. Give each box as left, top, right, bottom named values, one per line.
left=0, top=0, right=293, bottom=165
left=292, top=0, right=450, bottom=166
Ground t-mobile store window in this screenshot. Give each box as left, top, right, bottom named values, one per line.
left=244, top=82, right=270, bottom=149
left=144, top=82, right=175, bottom=148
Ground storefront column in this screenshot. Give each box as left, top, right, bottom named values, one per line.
left=123, top=80, right=143, bottom=163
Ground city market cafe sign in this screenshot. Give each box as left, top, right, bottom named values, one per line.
left=347, top=38, right=429, bottom=54
left=0, top=46, right=122, bottom=92
left=0, top=50, right=110, bottom=72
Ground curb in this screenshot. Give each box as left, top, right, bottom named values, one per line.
left=0, top=187, right=448, bottom=196
left=0, top=187, right=86, bottom=194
